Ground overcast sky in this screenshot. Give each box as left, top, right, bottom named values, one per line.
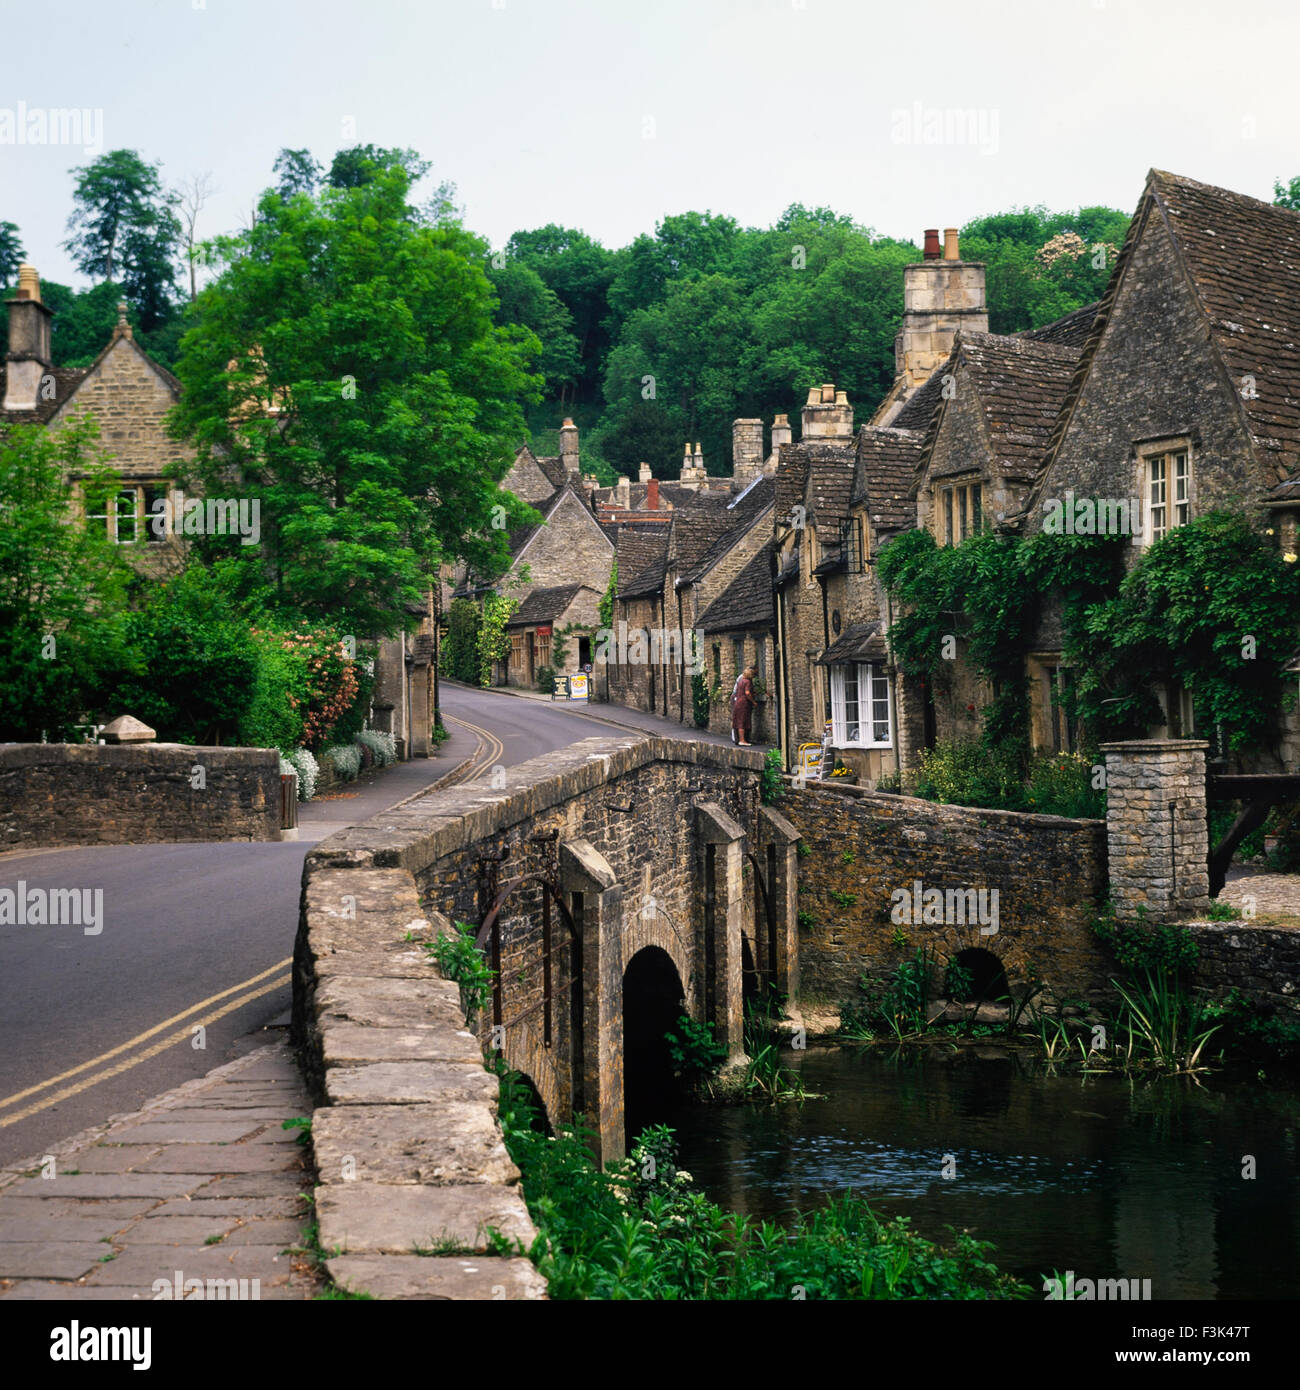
left=3, top=0, right=1299, bottom=288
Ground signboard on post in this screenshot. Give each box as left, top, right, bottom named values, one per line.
left=552, top=673, right=568, bottom=700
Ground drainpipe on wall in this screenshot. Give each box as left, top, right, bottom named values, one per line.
left=777, top=573, right=790, bottom=768
left=677, top=584, right=686, bottom=724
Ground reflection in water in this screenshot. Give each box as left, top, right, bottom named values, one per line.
left=668, top=1046, right=1300, bottom=1301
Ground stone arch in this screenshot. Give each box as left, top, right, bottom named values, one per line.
left=949, top=946, right=1010, bottom=1002
left=622, top=945, right=688, bottom=1150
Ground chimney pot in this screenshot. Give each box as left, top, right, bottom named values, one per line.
left=16, top=264, right=40, bottom=302
left=943, top=228, right=960, bottom=261
left=923, top=229, right=941, bottom=261
left=805, top=387, right=820, bottom=406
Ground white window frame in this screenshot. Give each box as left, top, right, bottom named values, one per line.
left=830, top=662, right=892, bottom=748
left=1140, top=441, right=1192, bottom=546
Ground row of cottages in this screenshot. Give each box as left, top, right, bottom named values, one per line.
left=598, top=169, right=1300, bottom=782
left=1, top=267, right=438, bottom=757
left=881, top=169, right=1300, bottom=778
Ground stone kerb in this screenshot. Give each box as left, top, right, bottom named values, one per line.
left=293, top=865, right=545, bottom=1300
left=1102, top=739, right=1210, bottom=922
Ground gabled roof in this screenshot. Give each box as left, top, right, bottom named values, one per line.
left=1017, top=302, right=1101, bottom=348
left=952, top=332, right=1083, bottom=483
left=775, top=441, right=853, bottom=530
left=505, top=583, right=593, bottom=627
left=0, top=364, right=88, bottom=425
left=533, top=451, right=569, bottom=490
left=616, top=527, right=670, bottom=599
left=891, top=369, right=947, bottom=433
left=680, top=476, right=775, bottom=584
left=667, top=496, right=734, bottom=578
left=1022, top=170, right=1300, bottom=523
left=1150, top=169, right=1300, bottom=485
left=805, top=448, right=856, bottom=528
left=506, top=480, right=610, bottom=563
left=852, top=427, right=926, bottom=532
left=698, top=541, right=776, bottom=633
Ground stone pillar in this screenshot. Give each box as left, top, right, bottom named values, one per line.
left=731, top=418, right=764, bottom=486
left=758, top=805, right=800, bottom=998
left=559, top=840, right=624, bottom=1164
left=1102, top=739, right=1210, bottom=922
left=695, top=803, right=746, bottom=1057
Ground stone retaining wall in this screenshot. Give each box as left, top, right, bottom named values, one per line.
left=780, top=779, right=1111, bottom=1007
left=1187, top=922, right=1300, bottom=1016
left=0, top=742, right=282, bottom=847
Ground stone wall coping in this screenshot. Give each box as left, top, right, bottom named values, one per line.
left=0, top=742, right=280, bottom=766
left=306, top=735, right=763, bottom=875
left=1100, top=739, right=1210, bottom=753
left=787, top=777, right=1106, bottom=832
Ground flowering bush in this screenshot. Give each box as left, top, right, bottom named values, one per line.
left=286, top=746, right=319, bottom=801
left=251, top=626, right=372, bottom=752
left=326, top=744, right=362, bottom=782
left=357, top=729, right=397, bottom=766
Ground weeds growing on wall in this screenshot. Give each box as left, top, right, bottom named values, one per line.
left=426, top=920, right=495, bottom=1023
left=494, top=1066, right=1029, bottom=1300
left=760, top=748, right=784, bottom=804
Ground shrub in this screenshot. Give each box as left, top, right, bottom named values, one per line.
left=286, top=747, right=319, bottom=801
left=760, top=748, right=784, bottom=804
left=913, top=739, right=1023, bottom=808
left=427, top=920, right=495, bottom=1022
left=536, top=664, right=556, bottom=694
left=356, top=729, right=397, bottom=766
left=664, top=1014, right=728, bottom=1084
left=1024, top=750, right=1105, bottom=818
left=441, top=598, right=481, bottom=683
left=326, top=744, right=361, bottom=782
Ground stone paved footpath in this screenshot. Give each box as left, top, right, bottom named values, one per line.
left=1221, top=867, right=1300, bottom=924
left=0, top=1041, right=321, bottom=1300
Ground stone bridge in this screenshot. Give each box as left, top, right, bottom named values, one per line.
left=297, top=736, right=800, bottom=1165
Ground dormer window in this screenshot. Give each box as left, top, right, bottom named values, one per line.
left=1141, top=443, right=1191, bottom=544
left=939, top=479, right=982, bottom=546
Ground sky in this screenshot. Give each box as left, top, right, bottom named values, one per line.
left=3, top=0, right=1300, bottom=289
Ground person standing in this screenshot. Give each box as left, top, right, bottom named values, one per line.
left=731, top=665, right=757, bottom=746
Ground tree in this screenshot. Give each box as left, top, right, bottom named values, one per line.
left=0, top=417, right=134, bottom=740
left=327, top=144, right=430, bottom=190
left=488, top=260, right=580, bottom=397
left=170, top=158, right=543, bottom=637
left=63, top=149, right=181, bottom=331
left=273, top=148, right=323, bottom=199
left=178, top=172, right=215, bottom=300
left=0, top=221, right=24, bottom=287
left=1274, top=176, right=1300, bottom=211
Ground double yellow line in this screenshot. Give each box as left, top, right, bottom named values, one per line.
left=442, top=713, right=505, bottom=784
left=0, top=959, right=292, bottom=1129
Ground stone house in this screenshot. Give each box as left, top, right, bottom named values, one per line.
left=459, top=419, right=615, bottom=690
left=696, top=540, right=777, bottom=743
left=603, top=527, right=670, bottom=713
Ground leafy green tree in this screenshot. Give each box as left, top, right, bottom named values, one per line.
left=273, top=148, right=323, bottom=199
left=171, top=158, right=542, bottom=638
left=62, top=149, right=181, bottom=331
left=0, top=417, right=134, bottom=740
left=0, top=221, right=23, bottom=287
left=327, top=144, right=430, bottom=189
left=1274, top=176, right=1300, bottom=211
left=488, top=259, right=580, bottom=397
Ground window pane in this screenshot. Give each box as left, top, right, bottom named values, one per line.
left=943, top=489, right=954, bottom=546
left=116, top=490, right=138, bottom=545
left=143, top=486, right=167, bottom=544
left=842, top=665, right=860, bottom=742
left=869, top=665, right=890, bottom=743
left=971, top=484, right=982, bottom=533
left=1148, top=456, right=1167, bottom=539
left=1174, top=453, right=1190, bottom=526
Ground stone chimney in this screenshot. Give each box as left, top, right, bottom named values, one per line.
left=559, top=417, right=580, bottom=476
left=3, top=264, right=54, bottom=414
left=893, top=227, right=987, bottom=394
left=801, top=383, right=854, bottom=441
left=731, top=418, right=765, bottom=488
left=615, top=474, right=631, bottom=509
left=638, top=461, right=653, bottom=483
left=647, top=477, right=660, bottom=510
left=679, top=441, right=706, bottom=490
left=766, top=412, right=792, bottom=473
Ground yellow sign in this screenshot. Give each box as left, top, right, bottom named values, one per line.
left=568, top=672, right=589, bottom=700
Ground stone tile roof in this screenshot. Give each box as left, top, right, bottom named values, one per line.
left=1018, top=302, right=1101, bottom=348
left=0, top=364, right=88, bottom=425
left=805, top=447, right=856, bottom=529
left=616, top=528, right=670, bottom=599
left=774, top=442, right=814, bottom=524
left=852, top=427, right=926, bottom=531
left=681, top=477, right=774, bottom=583
left=1151, top=169, right=1300, bottom=486
left=698, top=541, right=776, bottom=633
left=955, top=332, right=1083, bottom=483
left=816, top=620, right=888, bottom=665
left=534, top=453, right=568, bottom=489
left=669, top=496, right=735, bottom=578
left=505, top=485, right=563, bottom=559
left=506, top=583, right=588, bottom=626
left=891, top=369, right=947, bottom=433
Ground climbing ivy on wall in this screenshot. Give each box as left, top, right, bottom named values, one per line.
left=477, top=592, right=518, bottom=689
left=877, top=511, right=1297, bottom=760
left=598, top=560, right=617, bottom=630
